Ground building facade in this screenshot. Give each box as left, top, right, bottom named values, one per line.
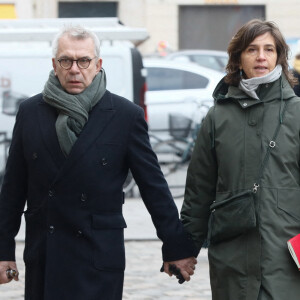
left=2, top=0, right=300, bottom=56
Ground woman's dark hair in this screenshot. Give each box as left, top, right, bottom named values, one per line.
left=225, top=19, right=296, bottom=87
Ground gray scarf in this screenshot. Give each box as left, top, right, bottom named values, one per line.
left=43, top=69, right=107, bottom=156
left=239, top=64, right=282, bottom=100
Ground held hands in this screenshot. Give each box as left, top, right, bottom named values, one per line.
left=161, top=257, right=197, bottom=284
left=0, top=261, right=19, bottom=284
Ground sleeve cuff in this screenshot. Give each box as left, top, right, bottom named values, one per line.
left=162, top=231, right=199, bottom=262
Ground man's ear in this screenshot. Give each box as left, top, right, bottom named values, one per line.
left=52, top=58, right=57, bottom=76
left=96, top=58, right=102, bottom=73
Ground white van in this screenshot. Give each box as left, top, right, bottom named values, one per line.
left=0, top=18, right=148, bottom=181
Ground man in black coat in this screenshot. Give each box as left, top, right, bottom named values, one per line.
left=0, top=26, right=197, bottom=299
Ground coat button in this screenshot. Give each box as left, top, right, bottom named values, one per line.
left=243, top=103, right=248, bottom=107
left=77, top=230, right=83, bottom=237
left=48, top=190, right=54, bottom=197
left=81, top=193, right=87, bottom=202
left=32, top=152, right=38, bottom=160
left=48, top=225, right=55, bottom=234
left=101, top=158, right=108, bottom=166
left=249, top=120, right=257, bottom=126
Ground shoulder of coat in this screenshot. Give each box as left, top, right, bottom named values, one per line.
left=20, top=93, right=43, bottom=110
left=108, top=90, right=143, bottom=114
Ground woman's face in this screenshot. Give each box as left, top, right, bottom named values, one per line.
left=240, top=32, right=277, bottom=79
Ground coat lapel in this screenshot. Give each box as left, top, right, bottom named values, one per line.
left=38, top=99, right=66, bottom=168
left=51, top=91, right=116, bottom=185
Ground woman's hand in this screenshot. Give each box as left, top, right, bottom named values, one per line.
left=163, top=256, right=197, bottom=282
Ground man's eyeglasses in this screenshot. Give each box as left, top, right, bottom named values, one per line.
left=57, top=57, right=97, bottom=70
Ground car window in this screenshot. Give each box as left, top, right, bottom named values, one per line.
left=146, top=67, right=209, bottom=91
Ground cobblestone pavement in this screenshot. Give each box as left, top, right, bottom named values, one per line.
left=1, top=196, right=212, bottom=299
left=0, top=241, right=211, bottom=300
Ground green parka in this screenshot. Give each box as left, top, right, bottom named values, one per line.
left=181, top=74, right=300, bottom=300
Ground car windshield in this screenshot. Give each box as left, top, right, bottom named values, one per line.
left=218, top=56, right=228, bottom=69
left=191, top=55, right=227, bottom=72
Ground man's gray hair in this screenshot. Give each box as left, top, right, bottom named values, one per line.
left=52, top=25, right=101, bottom=58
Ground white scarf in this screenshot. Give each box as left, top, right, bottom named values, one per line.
left=239, top=64, right=282, bottom=100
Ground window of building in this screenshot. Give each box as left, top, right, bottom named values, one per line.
left=59, top=2, right=118, bottom=18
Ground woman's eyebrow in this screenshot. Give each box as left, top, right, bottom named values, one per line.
left=247, top=43, right=275, bottom=47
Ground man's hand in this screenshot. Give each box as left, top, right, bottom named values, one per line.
left=0, top=261, right=19, bottom=284
left=163, top=257, right=197, bottom=282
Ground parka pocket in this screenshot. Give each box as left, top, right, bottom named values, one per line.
left=278, top=188, right=300, bottom=221
left=207, top=190, right=256, bottom=245
left=92, top=213, right=127, bottom=271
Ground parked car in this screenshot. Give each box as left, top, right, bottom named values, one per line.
left=165, top=50, right=228, bottom=73
left=143, top=59, right=224, bottom=140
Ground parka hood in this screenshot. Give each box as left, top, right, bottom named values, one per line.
left=213, top=74, right=296, bottom=104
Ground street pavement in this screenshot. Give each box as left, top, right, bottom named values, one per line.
left=0, top=198, right=212, bottom=300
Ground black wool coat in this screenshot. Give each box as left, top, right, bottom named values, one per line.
left=0, top=91, right=196, bottom=300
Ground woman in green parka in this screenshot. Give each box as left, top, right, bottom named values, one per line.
left=181, top=19, right=300, bottom=300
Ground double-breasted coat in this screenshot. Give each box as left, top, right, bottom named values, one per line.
left=0, top=91, right=196, bottom=300
left=181, top=75, right=300, bottom=300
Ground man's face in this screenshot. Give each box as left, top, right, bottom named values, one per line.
left=52, top=35, right=102, bottom=94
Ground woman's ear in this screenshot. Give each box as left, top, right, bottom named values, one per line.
left=239, top=68, right=243, bottom=77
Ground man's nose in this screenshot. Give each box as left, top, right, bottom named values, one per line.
left=69, top=61, right=80, bottom=72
